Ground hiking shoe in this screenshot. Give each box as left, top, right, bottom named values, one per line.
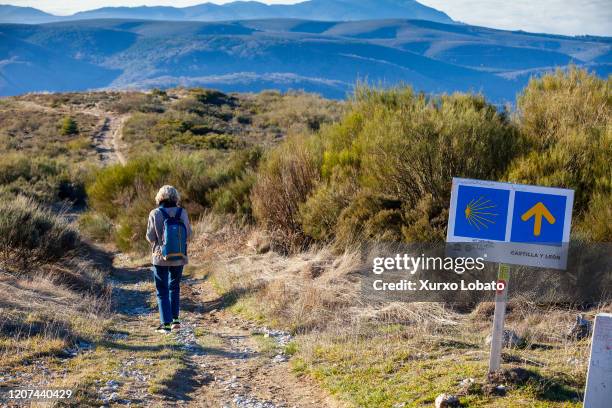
left=171, top=319, right=181, bottom=330
left=155, top=324, right=171, bottom=334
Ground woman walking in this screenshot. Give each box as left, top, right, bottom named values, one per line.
left=146, top=185, right=192, bottom=334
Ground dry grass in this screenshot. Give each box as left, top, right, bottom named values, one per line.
left=0, top=270, right=111, bottom=369
left=0, top=99, right=100, bottom=162
left=190, top=213, right=599, bottom=407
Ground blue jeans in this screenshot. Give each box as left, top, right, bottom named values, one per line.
left=152, top=265, right=183, bottom=325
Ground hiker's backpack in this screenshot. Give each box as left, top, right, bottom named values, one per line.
left=159, top=207, right=187, bottom=261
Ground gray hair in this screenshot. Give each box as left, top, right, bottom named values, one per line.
left=155, top=185, right=180, bottom=205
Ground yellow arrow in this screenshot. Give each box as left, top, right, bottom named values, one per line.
left=521, top=202, right=556, bottom=236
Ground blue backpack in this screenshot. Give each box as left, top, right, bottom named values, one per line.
left=159, top=207, right=187, bottom=261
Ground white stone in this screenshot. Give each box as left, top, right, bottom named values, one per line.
left=434, top=393, right=459, bottom=408
left=584, top=313, right=612, bottom=408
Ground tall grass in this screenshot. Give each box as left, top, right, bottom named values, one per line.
left=0, top=196, right=79, bottom=269
left=251, top=136, right=323, bottom=253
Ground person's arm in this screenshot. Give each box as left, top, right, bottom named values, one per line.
left=146, top=210, right=157, bottom=245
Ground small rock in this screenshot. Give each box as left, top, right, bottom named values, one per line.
left=459, top=378, right=474, bottom=387
left=495, top=385, right=507, bottom=396
left=485, top=329, right=524, bottom=348
left=272, top=354, right=288, bottom=363
left=567, top=314, right=592, bottom=340
left=434, top=393, right=459, bottom=408
left=105, top=379, right=120, bottom=390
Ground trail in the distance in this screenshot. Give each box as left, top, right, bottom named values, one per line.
left=92, top=114, right=128, bottom=165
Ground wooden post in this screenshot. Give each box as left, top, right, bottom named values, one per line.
left=488, top=263, right=510, bottom=373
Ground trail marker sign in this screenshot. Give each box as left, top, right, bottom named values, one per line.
left=447, top=178, right=574, bottom=270
left=446, top=178, right=574, bottom=374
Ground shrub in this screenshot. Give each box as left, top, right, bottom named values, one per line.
left=508, top=67, right=611, bottom=240
left=299, top=176, right=356, bottom=242
left=78, top=212, right=113, bottom=242
left=87, top=157, right=167, bottom=218
left=252, top=91, right=343, bottom=134
left=334, top=191, right=403, bottom=246
left=108, top=92, right=165, bottom=114
left=86, top=149, right=261, bottom=252
left=60, top=117, right=79, bottom=135
left=0, top=153, right=86, bottom=204
left=297, top=87, right=520, bottom=245
left=353, top=90, right=518, bottom=210
left=575, top=192, right=612, bottom=242
left=251, top=136, right=322, bottom=252
left=0, top=196, right=79, bottom=269
left=208, top=173, right=256, bottom=219
left=190, top=88, right=235, bottom=106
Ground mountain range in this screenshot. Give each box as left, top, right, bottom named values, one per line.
left=0, top=1, right=453, bottom=24
left=0, top=2, right=610, bottom=101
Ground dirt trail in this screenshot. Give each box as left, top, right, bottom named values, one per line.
left=92, top=114, right=128, bottom=165
left=184, top=280, right=343, bottom=408
left=79, top=256, right=344, bottom=407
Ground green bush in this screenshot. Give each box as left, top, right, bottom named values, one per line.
left=254, top=73, right=609, bottom=248
left=576, top=192, right=612, bottom=242
left=334, top=191, right=404, bottom=246
left=208, top=173, right=256, bottom=219
left=297, top=87, right=520, bottom=246
left=190, top=88, right=235, bottom=106
left=0, top=196, right=79, bottom=268
left=86, top=148, right=261, bottom=252
left=508, top=67, right=611, bottom=240
left=60, top=116, right=79, bottom=135
left=0, top=153, right=86, bottom=204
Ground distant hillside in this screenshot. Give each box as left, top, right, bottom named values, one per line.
left=0, top=18, right=610, bottom=101
left=0, top=4, right=56, bottom=24
left=0, top=0, right=453, bottom=24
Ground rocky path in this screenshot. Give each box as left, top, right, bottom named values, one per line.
left=183, top=279, right=342, bottom=408
left=89, top=257, right=343, bottom=407
left=92, top=114, right=128, bottom=165
left=0, top=250, right=341, bottom=407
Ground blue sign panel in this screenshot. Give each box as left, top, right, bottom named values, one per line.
left=510, top=191, right=567, bottom=244
left=453, top=185, right=509, bottom=241
left=447, top=178, right=574, bottom=269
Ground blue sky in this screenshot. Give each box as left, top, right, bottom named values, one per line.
left=6, top=0, right=612, bottom=36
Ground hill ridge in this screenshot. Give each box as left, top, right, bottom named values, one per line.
left=0, top=0, right=454, bottom=24
left=0, top=17, right=609, bottom=100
